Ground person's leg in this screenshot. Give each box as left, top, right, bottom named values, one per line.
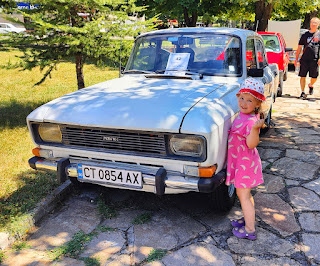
left=300, top=77, right=306, bottom=92
left=308, top=61, right=319, bottom=95
left=236, top=187, right=255, bottom=233
left=310, top=78, right=317, bottom=87
left=299, top=60, right=308, bottom=98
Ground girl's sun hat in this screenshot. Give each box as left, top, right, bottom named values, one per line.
left=237, top=77, right=265, bottom=101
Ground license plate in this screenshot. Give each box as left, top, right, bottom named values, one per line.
left=77, top=164, right=143, bottom=188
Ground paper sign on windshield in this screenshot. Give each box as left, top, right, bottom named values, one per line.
left=165, top=53, right=190, bottom=75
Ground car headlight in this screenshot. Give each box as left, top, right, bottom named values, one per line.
left=169, top=135, right=205, bottom=157
left=38, top=124, right=62, bottom=143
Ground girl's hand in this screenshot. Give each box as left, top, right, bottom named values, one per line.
left=252, top=119, right=265, bottom=129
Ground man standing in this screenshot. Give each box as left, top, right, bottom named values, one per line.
left=295, top=17, right=320, bottom=99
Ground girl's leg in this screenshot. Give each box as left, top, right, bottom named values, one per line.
left=236, top=187, right=255, bottom=233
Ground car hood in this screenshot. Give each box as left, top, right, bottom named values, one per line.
left=28, top=75, right=238, bottom=132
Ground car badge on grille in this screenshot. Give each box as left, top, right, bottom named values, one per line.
left=103, top=136, right=119, bottom=142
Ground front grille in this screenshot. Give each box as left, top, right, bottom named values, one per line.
left=61, top=127, right=167, bottom=155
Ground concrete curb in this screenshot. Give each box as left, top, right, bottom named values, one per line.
left=0, top=180, right=73, bottom=250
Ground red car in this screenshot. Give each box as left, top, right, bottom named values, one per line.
left=258, top=32, right=292, bottom=96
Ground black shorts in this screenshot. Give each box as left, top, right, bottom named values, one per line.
left=299, top=60, right=319, bottom=78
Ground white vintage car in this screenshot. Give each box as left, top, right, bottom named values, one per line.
left=27, top=28, right=279, bottom=211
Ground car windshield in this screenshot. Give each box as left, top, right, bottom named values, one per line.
left=261, top=35, right=281, bottom=53
left=126, top=33, right=242, bottom=76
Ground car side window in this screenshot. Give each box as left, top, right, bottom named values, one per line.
left=256, top=39, right=268, bottom=68
left=246, top=38, right=257, bottom=69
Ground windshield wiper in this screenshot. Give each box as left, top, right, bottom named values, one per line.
left=155, top=69, right=203, bottom=79
left=123, top=69, right=153, bottom=74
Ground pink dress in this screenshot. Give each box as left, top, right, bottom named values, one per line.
left=225, top=112, right=264, bottom=188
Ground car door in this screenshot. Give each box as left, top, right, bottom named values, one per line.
left=279, top=34, right=289, bottom=70
left=246, top=36, right=274, bottom=117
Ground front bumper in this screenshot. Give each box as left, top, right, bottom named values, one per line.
left=29, top=156, right=226, bottom=195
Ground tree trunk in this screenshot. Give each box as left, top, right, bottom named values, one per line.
left=75, top=53, right=85, bottom=89
left=183, top=7, right=198, bottom=27
left=255, top=0, right=273, bottom=31
left=303, top=10, right=319, bottom=29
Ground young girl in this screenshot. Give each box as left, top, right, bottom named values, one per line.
left=226, top=77, right=265, bottom=241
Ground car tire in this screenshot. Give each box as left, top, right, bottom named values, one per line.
left=261, top=106, right=272, bottom=134
left=283, top=66, right=288, bottom=81
left=209, top=182, right=236, bottom=212
left=277, top=72, right=283, bottom=97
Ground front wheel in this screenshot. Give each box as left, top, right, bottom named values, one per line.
left=261, top=107, right=272, bottom=134
left=283, top=66, right=288, bottom=81
left=277, top=72, right=283, bottom=97
left=209, top=183, right=236, bottom=212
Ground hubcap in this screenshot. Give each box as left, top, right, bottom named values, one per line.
left=228, top=184, right=235, bottom=197
left=266, top=109, right=272, bottom=126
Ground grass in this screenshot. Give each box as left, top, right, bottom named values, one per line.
left=145, top=249, right=167, bottom=263
left=132, top=212, right=152, bottom=225
left=80, top=257, right=101, bottom=266
left=12, top=241, right=31, bottom=251
left=97, top=197, right=118, bottom=219
left=49, top=231, right=96, bottom=260
left=0, top=48, right=118, bottom=236
left=96, top=225, right=116, bottom=232
left=0, top=251, right=6, bottom=264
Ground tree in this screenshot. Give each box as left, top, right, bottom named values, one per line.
left=136, top=0, right=228, bottom=27
left=4, top=0, right=155, bottom=89
left=0, top=0, right=15, bottom=10
left=273, top=0, right=320, bottom=28
left=235, top=0, right=320, bottom=31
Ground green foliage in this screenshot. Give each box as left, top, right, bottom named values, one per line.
left=0, top=0, right=15, bottom=10
left=2, top=0, right=156, bottom=88
left=96, top=225, right=116, bottom=232
left=81, top=257, right=101, bottom=266
left=230, top=0, right=320, bottom=23
left=97, top=197, right=118, bottom=219
left=12, top=241, right=31, bottom=251
left=146, top=249, right=167, bottom=262
left=0, top=171, right=59, bottom=238
left=136, top=0, right=229, bottom=26
left=0, top=251, right=6, bottom=264
left=273, top=0, right=319, bottom=21
left=132, top=212, right=152, bottom=224
left=50, top=231, right=95, bottom=260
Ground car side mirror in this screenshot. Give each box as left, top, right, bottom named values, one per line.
left=247, top=68, right=263, bottom=77
left=285, top=47, right=293, bottom=52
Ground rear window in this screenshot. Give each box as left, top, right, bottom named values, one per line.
left=261, top=35, right=281, bottom=53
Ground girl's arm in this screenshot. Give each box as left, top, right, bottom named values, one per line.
left=246, top=119, right=265, bottom=149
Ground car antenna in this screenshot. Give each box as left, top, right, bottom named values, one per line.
left=119, top=38, right=122, bottom=78
left=255, top=20, right=259, bottom=32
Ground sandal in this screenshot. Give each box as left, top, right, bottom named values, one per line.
left=231, top=217, right=245, bottom=228
left=232, top=226, right=257, bottom=241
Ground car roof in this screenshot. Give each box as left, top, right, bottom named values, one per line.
left=257, top=31, right=281, bottom=36
left=0, top=23, right=14, bottom=26
left=138, top=27, right=259, bottom=39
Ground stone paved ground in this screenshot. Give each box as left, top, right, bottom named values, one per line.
left=2, top=71, right=320, bottom=265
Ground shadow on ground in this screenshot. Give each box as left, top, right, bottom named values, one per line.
left=0, top=100, right=47, bottom=129
left=0, top=170, right=59, bottom=234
